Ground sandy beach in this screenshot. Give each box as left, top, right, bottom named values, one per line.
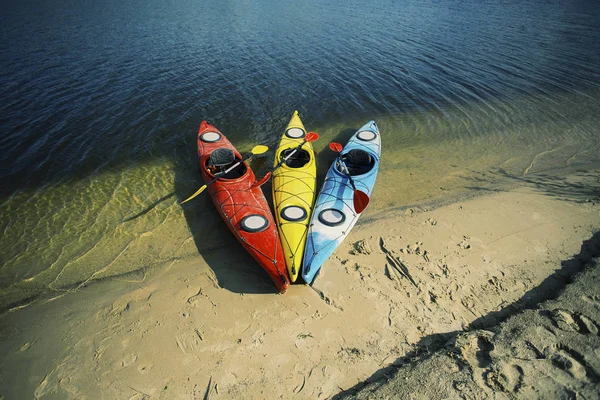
left=1, top=167, right=599, bottom=399
left=2, top=0, right=600, bottom=398
left=338, top=250, right=600, bottom=400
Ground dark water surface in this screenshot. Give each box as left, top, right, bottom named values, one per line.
left=1, top=0, right=600, bottom=309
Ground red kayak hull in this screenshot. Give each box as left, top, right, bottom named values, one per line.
left=197, top=121, right=290, bottom=293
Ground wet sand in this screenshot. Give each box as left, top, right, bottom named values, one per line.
left=3, top=93, right=600, bottom=313
left=0, top=167, right=599, bottom=399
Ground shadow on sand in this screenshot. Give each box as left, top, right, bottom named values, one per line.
left=171, top=126, right=362, bottom=295
left=332, top=231, right=600, bottom=399
left=174, top=152, right=278, bottom=295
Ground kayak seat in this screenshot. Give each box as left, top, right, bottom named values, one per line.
left=281, top=148, right=310, bottom=168
left=340, top=149, right=374, bottom=176
left=208, top=148, right=247, bottom=179
left=210, top=148, right=235, bottom=166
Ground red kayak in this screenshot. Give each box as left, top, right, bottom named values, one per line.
left=197, top=121, right=290, bottom=293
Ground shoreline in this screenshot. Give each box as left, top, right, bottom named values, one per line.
left=0, top=167, right=599, bottom=399
left=1, top=160, right=586, bottom=316
left=362, top=162, right=600, bottom=225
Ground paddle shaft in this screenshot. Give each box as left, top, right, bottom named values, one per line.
left=328, top=142, right=370, bottom=213
left=273, top=139, right=308, bottom=170
left=337, top=157, right=357, bottom=190
left=210, top=153, right=249, bottom=181
left=337, top=155, right=370, bottom=213
left=180, top=151, right=255, bottom=204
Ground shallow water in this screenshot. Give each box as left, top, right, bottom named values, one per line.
left=1, top=0, right=600, bottom=310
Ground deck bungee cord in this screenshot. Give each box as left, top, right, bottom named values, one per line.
left=183, top=120, right=291, bottom=293
left=272, top=112, right=319, bottom=282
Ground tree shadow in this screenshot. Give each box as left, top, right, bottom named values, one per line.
left=332, top=230, right=600, bottom=399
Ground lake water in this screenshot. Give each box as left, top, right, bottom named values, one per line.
left=1, top=0, right=600, bottom=310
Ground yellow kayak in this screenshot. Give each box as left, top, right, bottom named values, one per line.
left=272, top=110, right=317, bottom=282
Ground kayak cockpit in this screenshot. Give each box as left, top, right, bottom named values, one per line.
left=336, top=149, right=374, bottom=176
left=205, top=148, right=247, bottom=179
left=280, top=148, right=311, bottom=168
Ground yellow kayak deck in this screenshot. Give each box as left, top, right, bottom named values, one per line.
left=272, top=110, right=317, bottom=282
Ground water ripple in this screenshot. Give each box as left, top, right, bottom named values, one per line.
left=1, top=0, right=600, bottom=310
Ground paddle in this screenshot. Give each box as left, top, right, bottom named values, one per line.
left=329, top=142, right=370, bottom=213
left=272, top=132, right=319, bottom=171
left=180, top=145, right=269, bottom=204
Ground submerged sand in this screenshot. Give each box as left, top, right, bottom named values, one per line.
left=0, top=168, right=599, bottom=399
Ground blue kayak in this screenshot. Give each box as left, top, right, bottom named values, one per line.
left=301, top=121, right=381, bottom=284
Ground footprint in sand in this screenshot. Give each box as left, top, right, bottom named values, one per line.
left=578, top=314, right=600, bottom=336
left=120, top=354, right=138, bottom=368
left=59, top=376, right=71, bottom=391
left=349, top=239, right=372, bottom=255
left=582, top=295, right=600, bottom=308
left=548, top=309, right=600, bottom=336
left=485, top=363, right=524, bottom=393
left=548, top=309, right=580, bottom=332
left=457, top=331, right=495, bottom=369
left=175, top=331, right=202, bottom=354
left=544, top=344, right=600, bottom=383
left=474, top=335, right=494, bottom=369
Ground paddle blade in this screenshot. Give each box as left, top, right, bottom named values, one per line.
left=180, top=184, right=208, bottom=204
left=305, top=132, right=319, bottom=142
left=353, top=190, right=370, bottom=214
left=251, top=145, right=269, bottom=155
left=329, top=142, right=343, bottom=153
left=253, top=172, right=272, bottom=187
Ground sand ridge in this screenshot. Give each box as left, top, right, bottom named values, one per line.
left=336, top=250, right=600, bottom=399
